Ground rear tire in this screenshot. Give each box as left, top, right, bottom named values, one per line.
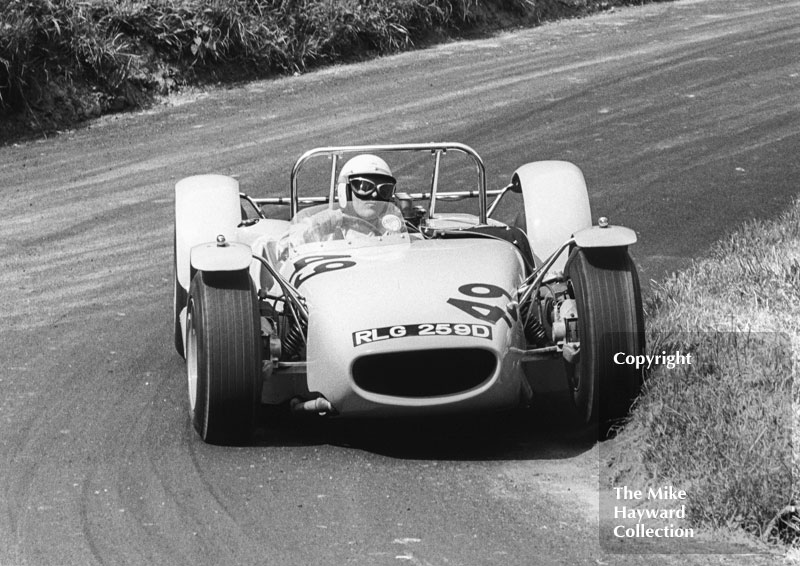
left=186, top=269, right=261, bottom=445
left=564, top=247, right=645, bottom=438
left=173, top=228, right=187, bottom=357
left=174, top=276, right=187, bottom=357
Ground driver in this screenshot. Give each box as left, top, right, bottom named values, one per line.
left=288, top=154, right=400, bottom=245
left=337, top=153, right=397, bottom=225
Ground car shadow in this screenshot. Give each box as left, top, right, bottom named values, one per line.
left=251, top=390, right=599, bottom=462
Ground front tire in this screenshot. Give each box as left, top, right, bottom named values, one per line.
left=186, top=269, right=261, bottom=444
left=565, top=247, right=645, bottom=437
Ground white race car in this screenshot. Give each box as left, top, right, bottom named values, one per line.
left=173, top=143, right=644, bottom=444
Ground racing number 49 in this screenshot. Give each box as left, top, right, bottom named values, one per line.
left=447, top=283, right=514, bottom=326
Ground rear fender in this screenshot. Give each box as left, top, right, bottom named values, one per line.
left=514, top=161, right=592, bottom=273
left=175, top=174, right=242, bottom=292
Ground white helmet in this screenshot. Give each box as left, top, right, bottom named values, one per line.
left=336, top=154, right=396, bottom=206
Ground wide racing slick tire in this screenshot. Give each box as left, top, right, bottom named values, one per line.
left=174, top=278, right=187, bottom=357
left=185, top=269, right=261, bottom=445
left=564, top=247, right=645, bottom=438
left=173, top=228, right=187, bottom=358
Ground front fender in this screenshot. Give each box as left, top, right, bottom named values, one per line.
left=190, top=242, right=253, bottom=272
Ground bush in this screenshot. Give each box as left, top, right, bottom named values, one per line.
left=0, top=0, right=669, bottom=134
left=0, top=0, right=498, bottom=116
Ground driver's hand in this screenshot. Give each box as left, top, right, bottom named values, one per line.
left=309, top=208, right=344, bottom=234
left=287, top=208, right=343, bottom=244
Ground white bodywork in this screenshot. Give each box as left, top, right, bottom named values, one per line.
left=175, top=174, right=242, bottom=291
left=513, top=161, right=592, bottom=272
left=290, top=233, right=529, bottom=415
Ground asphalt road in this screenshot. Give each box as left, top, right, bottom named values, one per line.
left=1, top=0, right=799, bottom=564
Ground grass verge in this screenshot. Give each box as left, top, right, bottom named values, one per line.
left=1, top=0, right=673, bottom=140
left=606, top=198, right=800, bottom=546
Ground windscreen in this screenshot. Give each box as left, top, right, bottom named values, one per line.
left=277, top=201, right=408, bottom=259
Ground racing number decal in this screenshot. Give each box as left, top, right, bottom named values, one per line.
left=447, top=283, right=515, bottom=326
left=290, top=255, right=356, bottom=287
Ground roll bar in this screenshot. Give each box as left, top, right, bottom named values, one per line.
left=254, top=143, right=488, bottom=222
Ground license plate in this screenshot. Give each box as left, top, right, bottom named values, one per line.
left=352, top=322, right=492, bottom=347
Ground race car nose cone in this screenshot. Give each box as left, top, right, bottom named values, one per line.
left=598, top=216, right=609, bottom=228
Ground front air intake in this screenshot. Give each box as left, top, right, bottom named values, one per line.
left=352, top=348, right=496, bottom=397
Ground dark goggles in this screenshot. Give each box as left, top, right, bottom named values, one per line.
left=348, top=176, right=396, bottom=200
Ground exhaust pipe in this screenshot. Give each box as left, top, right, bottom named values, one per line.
left=290, top=397, right=334, bottom=415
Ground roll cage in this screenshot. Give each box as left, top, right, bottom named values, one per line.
left=253, top=143, right=514, bottom=223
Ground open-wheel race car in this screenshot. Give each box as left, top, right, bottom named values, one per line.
left=173, top=143, right=645, bottom=444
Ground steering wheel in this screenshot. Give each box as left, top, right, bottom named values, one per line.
left=345, top=216, right=381, bottom=236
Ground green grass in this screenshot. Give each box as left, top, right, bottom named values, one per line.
left=0, top=0, right=671, bottom=134
left=606, top=199, right=800, bottom=544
